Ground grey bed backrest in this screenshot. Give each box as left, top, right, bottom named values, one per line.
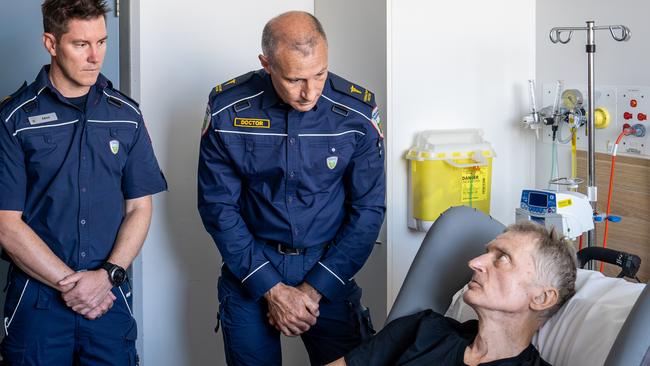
left=386, top=206, right=505, bottom=324
left=605, top=284, right=650, bottom=366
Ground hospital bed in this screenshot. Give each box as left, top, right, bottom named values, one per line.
left=387, top=206, right=650, bottom=366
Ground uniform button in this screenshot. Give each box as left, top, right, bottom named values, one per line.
left=81, top=251, right=86, bottom=258
left=82, top=155, right=87, bottom=160
left=80, top=219, right=86, bottom=225
left=287, top=196, right=293, bottom=203
left=289, top=137, right=296, bottom=145
left=289, top=171, right=295, bottom=178
left=81, top=187, right=87, bottom=193
left=294, top=228, right=300, bottom=235
left=331, top=147, right=336, bottom=153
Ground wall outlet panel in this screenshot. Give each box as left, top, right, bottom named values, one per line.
left=617, top=87, right=650, bottom=155
left=540, top=84, right=650, bottom=158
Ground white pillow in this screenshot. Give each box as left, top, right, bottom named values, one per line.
left=444, top=269, right=646, bottom=366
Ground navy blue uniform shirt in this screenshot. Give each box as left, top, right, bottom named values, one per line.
left=0, top=66, right=167, bottom=271
left=198, top=69, right=386, bottom=300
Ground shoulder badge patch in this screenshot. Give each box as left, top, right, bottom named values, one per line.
left=201, top=104, right=211, bottom=136
left=371, top=106, right=384, bottom=138
left=213, top=71, right=254, bottom=95
left=329, top=75, right=375, bottom=107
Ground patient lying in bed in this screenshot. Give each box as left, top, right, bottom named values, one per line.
left=329, top=221, right=577, bottom=366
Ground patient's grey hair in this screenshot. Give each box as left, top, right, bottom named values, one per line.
left=506, top=221, right=577, bottom=321
left=261, top=11, right=327, bottom=62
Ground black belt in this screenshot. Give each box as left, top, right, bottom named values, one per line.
left=273, top=242, right=329, bottom=256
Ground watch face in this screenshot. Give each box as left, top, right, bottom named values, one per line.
left=111, top=267, right=127, bottom=286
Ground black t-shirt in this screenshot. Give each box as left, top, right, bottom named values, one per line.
left=66, top=93, right=88, bottom=111
left=345, top=310, right=551, bottom=366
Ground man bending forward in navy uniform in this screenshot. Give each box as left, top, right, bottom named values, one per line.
left=198, top=10, right=386, bottom=366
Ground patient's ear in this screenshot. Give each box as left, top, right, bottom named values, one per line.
left=530, top=287, right=558, bottom=312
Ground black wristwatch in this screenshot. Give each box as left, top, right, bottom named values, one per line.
left=100, top=262, right=127, bottom=287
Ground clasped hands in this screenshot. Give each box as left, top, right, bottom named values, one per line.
left=57, top=269, right=115, bottom=320
left=265, top=282, right=322, bottom=336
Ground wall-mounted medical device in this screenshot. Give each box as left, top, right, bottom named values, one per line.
left=515, top=189, right=594, bottom=240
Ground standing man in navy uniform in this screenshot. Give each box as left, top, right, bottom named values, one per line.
left=198, top=11, right=386, bottom=366
left=0, top=0, right=167, bottom=364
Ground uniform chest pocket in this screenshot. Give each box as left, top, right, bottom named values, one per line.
left=223, top=134, right=285, bottom=179
left=20, top=123, right=76, bottom=169
left=304, top=135, right=357, bottom=185
left=88, top=124, right=137, bottom=171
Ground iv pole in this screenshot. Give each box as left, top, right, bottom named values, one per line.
left=548, top=22, right=631, bottom=261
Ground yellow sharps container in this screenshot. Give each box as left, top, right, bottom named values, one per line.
left=406, top=129, right=496, bottom=232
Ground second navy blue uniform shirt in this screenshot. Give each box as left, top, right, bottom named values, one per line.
left=198, top=69, right=386, bottom=300
left=0, top=66, right=167, bottom=271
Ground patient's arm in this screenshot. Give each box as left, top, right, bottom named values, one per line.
left=330, top=310, right=433, bottom=366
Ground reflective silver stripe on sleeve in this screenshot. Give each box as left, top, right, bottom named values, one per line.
left=241, top=261, right=270, bottom=284
left=317, top=262, right=346, bottom=285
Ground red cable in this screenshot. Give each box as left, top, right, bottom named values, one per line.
left=601, top=130, right=628, bottom=272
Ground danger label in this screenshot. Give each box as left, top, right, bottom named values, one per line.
left=461, top=167, right=488, bottom=203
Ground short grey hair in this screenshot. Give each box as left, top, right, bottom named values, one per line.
left=261, top=11, right=327, bottom=62
left=505, top=221, right=577, bottom=320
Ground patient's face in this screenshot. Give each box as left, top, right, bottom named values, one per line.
left=463, top=232, right=539, bottom=314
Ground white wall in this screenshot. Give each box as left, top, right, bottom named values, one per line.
left=314, top=0, right=388, bottom=325
left=133, top=1, right=313, bottom=365
left=386, top=0, right=537, bottom=305
left=535, top=0, right=650, bottom=187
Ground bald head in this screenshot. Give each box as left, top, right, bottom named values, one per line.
left=261, top=11, right=327, bottom=62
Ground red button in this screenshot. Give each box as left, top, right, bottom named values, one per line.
left=631, top=99, right=638, bottom=108
left=624, top=112, right=633, bottom=120
left=639, top=113, right=648, bottom=121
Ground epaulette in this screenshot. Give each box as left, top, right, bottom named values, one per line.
left=0, top=81, right=28, bottom=112
left=111, top=88, right=140, bottom=108
left=211, top=71, right=255, bottom=97
left=329, top=74, right=375, bottom=107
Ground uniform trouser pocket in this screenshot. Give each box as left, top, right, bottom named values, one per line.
left=117, top=281, right=134, bottom=317
left=353, top=303, right=375, bottom=341
left=301, top=282, right=374, bottom=365
left=217, top=270, right=282, bottom=366
left=3, top=278, right=31, bottom=337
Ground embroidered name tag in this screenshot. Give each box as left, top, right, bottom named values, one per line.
left=28, top=113, right=58, bottom=125
left=234, top=118, right=270, bottom=128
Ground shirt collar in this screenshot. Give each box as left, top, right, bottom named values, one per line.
left=34, top=65, right=112, bottom=101
left=259, top=70, right=282, bottom=109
